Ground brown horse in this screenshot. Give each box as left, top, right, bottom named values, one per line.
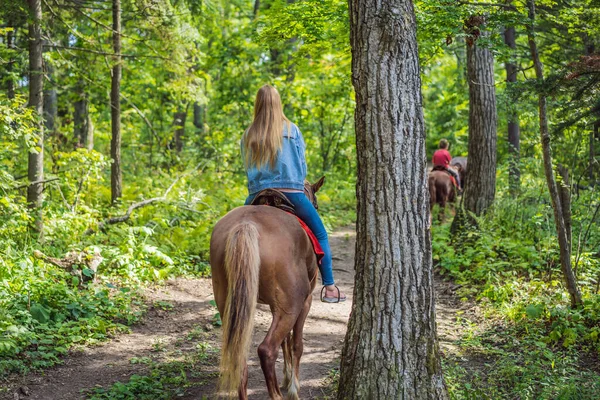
left=209, top=180, right=323, bottom=400
left=429, top=169, right=457, bottom=221
left=449, top=156, right=468, bottom=190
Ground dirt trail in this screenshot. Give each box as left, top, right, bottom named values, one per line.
left=4, top=226, right=460, bottom=399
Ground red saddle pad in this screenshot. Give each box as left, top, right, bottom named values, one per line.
left=294, top=216, right=325, bottom=265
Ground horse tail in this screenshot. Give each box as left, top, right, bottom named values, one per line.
left=428, top=174, right=437, bottom=210
left=219, top=222, right=260, bottom=396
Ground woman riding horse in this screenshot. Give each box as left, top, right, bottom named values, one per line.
left=241, top=85, right=346, bottom=303
left=210, top=85, right=345, bottom=399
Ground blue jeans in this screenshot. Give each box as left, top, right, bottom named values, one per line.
left=245, top=192, right=334, bottom=286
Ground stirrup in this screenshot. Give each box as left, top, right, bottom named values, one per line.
left=320, top=285, right=346, bottom=303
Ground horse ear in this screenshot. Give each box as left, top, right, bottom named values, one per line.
left=312, top=176, right=325, bottom=193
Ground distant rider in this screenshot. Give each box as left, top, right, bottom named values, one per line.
left=432, top=139, right=461, bottom=192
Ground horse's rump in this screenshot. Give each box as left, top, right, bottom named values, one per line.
left=211, top=206, right=317, bottom=302
left=428, top=170, right=456, bottom=208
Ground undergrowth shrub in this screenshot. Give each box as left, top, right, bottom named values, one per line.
left=433, top=165, right=600, bottom=398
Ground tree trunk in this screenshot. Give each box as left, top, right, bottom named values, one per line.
left=44, top=64, right=57, bottom=135
left=527, top=0, right=582, bottom=308
left=338, top=0, right=448, bottom=398
left=557, top=165, right=572, bottom=251
left=172, top=106, right=187, bottom=153
left=111, top=0, right=122, bottom=203
left=74, top=82, right=94, bottom=150
left=7, top=24, right=16, bottom=99
left=463, top=19, right=497, bottom=216
left=592, top=123, right=599, bottom=183
left=27, top=0, right=44, bottom=235
left=586, top=42, right=597, bottom=183
left=193, top=102, right=205, bottom=134
left=503, top=3, right=520, bottom=192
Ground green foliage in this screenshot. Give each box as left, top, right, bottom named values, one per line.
left=87, top=341, right=216, bottom=399
left=433, top=158, right=600, bottom=398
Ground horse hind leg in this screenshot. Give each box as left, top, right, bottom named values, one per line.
left=439, top=198, right=447, bottom=222
left=258, top=311, right=298, bottom=400
left=285, top=295, right=312, bottom=400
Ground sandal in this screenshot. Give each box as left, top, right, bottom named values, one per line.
left=320, top=285, right=347, bottom=303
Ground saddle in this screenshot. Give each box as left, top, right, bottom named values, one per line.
left=249, top=189, right=324, bottom=264
left=250, top=189, right=296, bottom=215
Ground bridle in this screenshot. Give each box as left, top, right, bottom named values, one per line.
left=303, top=181, right=319, bottom=210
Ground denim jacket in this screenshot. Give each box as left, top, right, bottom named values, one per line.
left=242, top=122, right=307, bottom=195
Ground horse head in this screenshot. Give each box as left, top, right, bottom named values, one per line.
left=304, top=176, right=325, bottom=210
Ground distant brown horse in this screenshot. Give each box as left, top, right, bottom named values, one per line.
left=209, top=180, right=323, bottom=400
left=429, top=169, right=457, bottom=221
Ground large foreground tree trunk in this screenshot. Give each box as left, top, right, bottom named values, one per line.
left=338, top=0, right=448, bottom=398
left=503, top=3, right=520, bottom=192
left=463, top=18, right=497, bottom=216
left=27, top=0, right=44, bottom=234
left=527, top=0, right=582, bottom=308
left=110, top=0, right=122, bottom=203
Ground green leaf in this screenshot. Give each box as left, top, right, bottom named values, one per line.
left=82, top=268, right=95, bottom=278
left=30, top=304, right=50, bottom=323
left=525, top=304, right=543, bottom=319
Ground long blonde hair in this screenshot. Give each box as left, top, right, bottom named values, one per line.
left=243, top=85, right=290, bottom=169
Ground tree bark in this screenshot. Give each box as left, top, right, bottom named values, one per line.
left=44, top=64, right=57, bottom=135
left=463, top=19, right=497, bottom=216
left=193, top=102, right=205, bottom=134
left=172, top=106, right=187, bottom=153
left=586, top=42, right=598, bottom=183
left=557, top=165, right=572, bottom=251
left=338, top=0, right=448, bottom=398
left=527, top=0, right=582, bottom=308
left=27, top=0, right=44, bottom=235
left=74, top=81, right=94, bottom=150
left=7, top=24, right=16, bottom=99
left=110, top=0, right=122, bottom=202
left=503, top=2, right=520, bottom=192
left=592, top=124, right=599, bottom=182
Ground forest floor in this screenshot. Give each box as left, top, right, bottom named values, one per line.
left=3, top=226, right=473, bottom=400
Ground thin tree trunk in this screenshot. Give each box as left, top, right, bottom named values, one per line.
left=172, top=106, right=187, bottom=153
left=74, top=81, right=93, bottom=150
left=338, top=0, right=448, bottom=398
left=527, top=0, right=582, bottom=308
left=7, top=24, right=16, bottom=99
left=592, top=124, right=599, bottom=183
left=557, top=165, right=572, bottom=251
left=463, top=18, right=497, bottom=216
left=586, top=42, right=597, bottom=183
left=503, top=2, right=520, bottom=192
left=193, top=102, right=205, bottom=134
left=27, top=0, right=44, bottom=234
left=110, top=0, right=122, bottom=202
left=44, top=64, right=57, bottom=136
